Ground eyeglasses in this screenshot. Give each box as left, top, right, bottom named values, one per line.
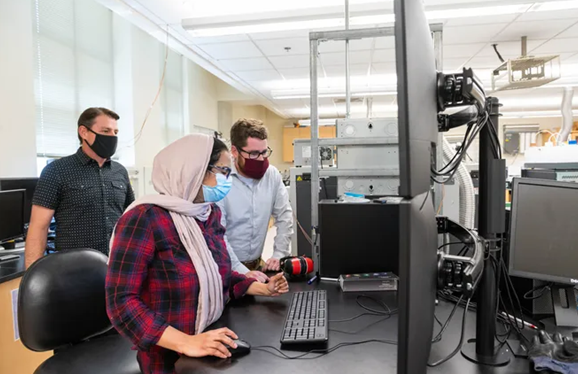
left=238, top=147, right=273, bottom=160
left=209, top=165, right=232, bottom=178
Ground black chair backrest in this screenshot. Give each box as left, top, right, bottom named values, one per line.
left=18, top=249, right=112, bottom=352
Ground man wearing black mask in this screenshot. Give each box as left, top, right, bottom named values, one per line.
left=25, top=107, right=135, bottom=268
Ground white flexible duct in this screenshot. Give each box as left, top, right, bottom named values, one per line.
left=442, top=137, right=476, bottom=229
left=559, top=87, right=574, bottom=144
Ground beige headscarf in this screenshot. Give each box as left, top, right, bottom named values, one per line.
left=115, top=134, right=224, bottom=334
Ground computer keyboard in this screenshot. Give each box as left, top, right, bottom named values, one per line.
left=281, top=290, right=328, bottom=345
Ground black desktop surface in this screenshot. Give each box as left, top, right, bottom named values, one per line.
left=175, top=281, right=533, bottom=374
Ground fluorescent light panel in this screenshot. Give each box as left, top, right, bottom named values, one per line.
left=186, top=1, right=578, bottom=37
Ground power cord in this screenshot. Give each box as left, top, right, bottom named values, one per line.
left=524, top=283, right=553, bottom=300
left=428, top=297, right=472, bottom=367
left=253, top=339, right=397, bottom=360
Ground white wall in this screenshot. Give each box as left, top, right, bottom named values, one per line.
left=0, top=0, right=37, bottom=177
left=188, top=62, right=220, bottom=131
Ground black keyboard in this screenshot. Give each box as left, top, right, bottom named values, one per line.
left=281, top=290, right=328, bottom=345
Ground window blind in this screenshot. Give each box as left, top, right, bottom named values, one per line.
left=33, top=0, right=114, bottom=157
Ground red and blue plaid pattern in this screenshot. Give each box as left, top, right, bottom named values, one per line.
left=106, top=204, right=255, bottom=374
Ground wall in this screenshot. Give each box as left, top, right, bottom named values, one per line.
left=188, top=62, right=220, bottom=131
left=0, top=0, right=37, bottom=177
left=218, top=104, right=293, bottom=173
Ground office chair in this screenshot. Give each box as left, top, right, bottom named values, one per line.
left=18, top=249, right=140, bottom=374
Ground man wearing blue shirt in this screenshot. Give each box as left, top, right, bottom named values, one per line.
left=217, top=118, right=293, bottom=283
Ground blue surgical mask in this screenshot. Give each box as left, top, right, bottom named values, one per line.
left=202, top=173, right=232, bottom=202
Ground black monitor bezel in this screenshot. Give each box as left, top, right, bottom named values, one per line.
left=508, top=177, right=578, bottom=285
left=0, top=189, right=26, bottom=243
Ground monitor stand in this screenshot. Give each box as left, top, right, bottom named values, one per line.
left=551, top=286, right=578, bottom=328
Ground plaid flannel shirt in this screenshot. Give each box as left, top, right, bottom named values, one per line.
left=106, top=204, right=256, bottom=374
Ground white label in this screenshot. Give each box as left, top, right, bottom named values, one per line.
left=11, top=288, right=19, bottom=341
left=302, top=146, right=312, bottom=158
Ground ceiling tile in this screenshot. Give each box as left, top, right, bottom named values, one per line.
left=445, top=13, right=519, bottom=27
left=278, top=68, right=310, bottom=80
left=532, top=38, right=578, bottom=54
left=254, top=37, right=310, bottom=57
left=218, top=57, right=273, bottom=72
left=442, top=58, right=468, bottom=71
left=467, top=55, right=509, bottom=69
left=474, top=40, right=546, bottom=59
left=372, top=48, right=396, bottom=63
left=323, top=63, right=370, bottom=77
left=443, top=43, right=485, bottom=59
left=199, top=41, right=264, bottom=59
left=444, top=23, right=509, bottom=44
left=191, top=34, right=250, bottom=45
left=372, top=62, right=396, bottom=74
left=495, top=20, right=577, bottom=41
left=234, top=70, right=283, bottom=82
left=269, top=54, right=310, bottom=69
left=517, top=9, right=578, bottom=22
left=320, top=50, right=372, bottom=66
left=558, top=22, right=578, bottom=38
left=375, top=36, right=395, bottom=50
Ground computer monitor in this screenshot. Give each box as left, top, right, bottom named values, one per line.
left=0, top=189, right=26, bottom=243
left=0, top=178, right=39, bottom=224
left=394, top=0, right=438, bottom=199
left=394, top=0, right=439, bottom=372
left=509, top=177, right=578, bottom=327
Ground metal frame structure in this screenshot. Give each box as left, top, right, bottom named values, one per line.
left=308, top=23, right=444, bottom=271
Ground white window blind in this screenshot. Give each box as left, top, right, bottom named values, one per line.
left=161, top=49, right=184, bottom=145
left=33, top=0, right=114, bottom=157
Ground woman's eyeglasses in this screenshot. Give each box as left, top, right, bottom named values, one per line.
left=238, top=147, right=273, bottom=160
left=209, top=165, right=232, bottom=178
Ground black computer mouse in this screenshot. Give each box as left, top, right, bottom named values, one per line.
left=226, top=339, right=251, bottom=356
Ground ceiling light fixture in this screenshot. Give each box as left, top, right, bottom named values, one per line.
left=185, top=1, right=578, bottom=38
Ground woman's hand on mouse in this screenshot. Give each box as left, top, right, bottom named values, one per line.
left=180, top=327, right=238, bottom=359
left=267, top=273, right=289, bottom=297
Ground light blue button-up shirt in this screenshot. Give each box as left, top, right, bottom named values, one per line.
left=217, top=164, right=293, bottom=274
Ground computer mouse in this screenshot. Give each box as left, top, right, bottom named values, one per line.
left=226, top=339, right=251, bottom=356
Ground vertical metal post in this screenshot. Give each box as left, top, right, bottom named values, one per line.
left=521, top=36, right=527, bottom=57
left=310, top=38, right=320, bottom=272
left=461, top=97, right=509, bottom=366
left=433, top=30, right=444, bottom=219
left=345, top=0, right=351, bottom=118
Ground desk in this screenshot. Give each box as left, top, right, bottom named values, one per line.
left=0, top=249, right=52, bottom=374
left=177, top=281, right=534, bottom=374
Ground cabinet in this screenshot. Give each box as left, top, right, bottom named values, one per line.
left=283, top=126, right=336, bottom=163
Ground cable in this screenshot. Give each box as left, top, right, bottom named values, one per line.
left=428, top=297, right=471, bottom=367
left=253, top=339, right=397, bottom=360
left=131, top=25, right=170, bottom=146
left=330, top=316, right=391, bottom=335
left=420, top=188, right=431, bottom=210
left=329, top=295, right=397, bottom=323
left=492, top=44, right=505, bottom=63
left=436, top=184, right=445, bottom=215
left=523, top=283, right=553, bottom=300
left=432, top=294, right=464, bottom=344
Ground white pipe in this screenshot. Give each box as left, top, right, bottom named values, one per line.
left=443, top=137, right=476, bottom=229
left=559, top=87, right=574, bottom=145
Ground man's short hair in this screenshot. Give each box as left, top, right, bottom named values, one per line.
left=230, top=118, right=268, bottom=149
left=77, top=107, right=120, bottom=144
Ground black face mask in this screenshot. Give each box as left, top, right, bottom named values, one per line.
left=83, top=127, right=118, bottom=159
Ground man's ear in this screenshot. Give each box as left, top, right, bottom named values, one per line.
left=231, top=145, right=239, bottom=158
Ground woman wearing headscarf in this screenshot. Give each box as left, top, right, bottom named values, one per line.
left=106, top=134, right=289, bottom=374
